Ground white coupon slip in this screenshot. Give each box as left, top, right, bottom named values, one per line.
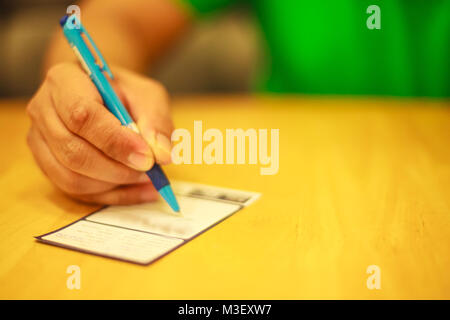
left=36, top=181, right=260, bottom=265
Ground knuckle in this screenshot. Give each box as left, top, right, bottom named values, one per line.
left=26, top=129, right=34, bottom=148
left=103, top=127, right=131, bottom=156
left=61, top=139, right=89, bottom=171
left=118, top=168, right=141, bottom=184
left=26, top=99, right=38, bottom=121
left=116, top=189, right=132, bottom=205
left=66, top=192, right=92, bottom=204
left=45, top=64, right=64, bottom=83
left=67, top=98, right=92, bottom=133
left=114, top=193, right=125, bottom=205
left=61, top=175, right=85, bottom=195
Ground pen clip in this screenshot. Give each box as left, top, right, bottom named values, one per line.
left=78, top=21, right=114, bottom=79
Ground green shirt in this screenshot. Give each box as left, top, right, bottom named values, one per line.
left=183, top=0, right=450, bottom=97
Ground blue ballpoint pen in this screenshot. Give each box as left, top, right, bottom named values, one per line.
left=59, top=14, right=180, bottom=212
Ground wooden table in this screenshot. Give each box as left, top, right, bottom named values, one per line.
left=0, top=96, right=449, bottom=299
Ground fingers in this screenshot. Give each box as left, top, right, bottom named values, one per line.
left=138, top=118, right=173, bottom=165
left=113, top=67, right=174, bottom=164
left=46, top=64, right=155, bottom=171
left=28, top=124, right=157, bottom=204
left=73, top=183, right=159, bottom=205
left=27, top=126, right=118, bottom=195
left=26, top=62, right=174, bottom=206
left=27, top=89, right=150, bottom=185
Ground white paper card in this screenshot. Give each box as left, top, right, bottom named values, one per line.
left=37, top=181, right=260, bottom=265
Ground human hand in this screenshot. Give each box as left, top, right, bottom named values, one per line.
left=27, top=62, right=174, bottom=205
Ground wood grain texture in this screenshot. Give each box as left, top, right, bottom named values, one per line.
left=0, top=95, right=449, bottom=299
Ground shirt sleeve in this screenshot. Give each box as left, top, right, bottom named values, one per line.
left=180, top=0, right=242, bottom=17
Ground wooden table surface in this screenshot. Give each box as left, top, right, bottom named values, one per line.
left=0, top=95, right=449, bottom=299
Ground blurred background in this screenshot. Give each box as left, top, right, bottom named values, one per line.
left=0, top=0, right=263, bottom=97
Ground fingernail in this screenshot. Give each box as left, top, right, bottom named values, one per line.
left=156, top=133, right=172, bottom=154
left=144, top=129, right=157, bottom=147
left=128, top=152, right=153, bottom=171
left=143, top=129, right=172, bottom=164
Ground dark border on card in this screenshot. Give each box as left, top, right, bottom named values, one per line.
left=35, top=197, right=244, bottom=266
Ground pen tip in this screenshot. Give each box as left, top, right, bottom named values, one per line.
left=158, top=185, right=180, bottom=213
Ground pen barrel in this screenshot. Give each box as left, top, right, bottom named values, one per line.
left=61, top=18, right=133, bottom=126
left=90, top=71, right=133, bottom=126
left=61, top=15, right=175, bottom=206
left=146, top=165, right=170, bottom=191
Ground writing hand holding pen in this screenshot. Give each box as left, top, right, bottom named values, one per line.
left=27, top=62, right=175, bottom=205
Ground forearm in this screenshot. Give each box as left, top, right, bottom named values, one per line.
left=43, top=0, right=191, bottom=74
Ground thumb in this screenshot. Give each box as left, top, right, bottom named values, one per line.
left=113, top=68, right=174, bottom=165
left=138, top=115, right=173, bottom=165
